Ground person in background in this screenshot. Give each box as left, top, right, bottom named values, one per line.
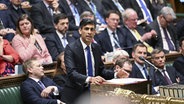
left=12, top=14, right=53, bottom=64
left=122, top=8, right=157, bottom=55
left=114, top=58, right=132, bottom=78
left=151, top=48, right=184, bottom=87
left=53, top=52, right=67, bottom=87
left=95, top=10, right=127, bottom=54
left=112, top=49, right=129, bottom=63
left=20, top=58, right=65, bottom=104
left=0, top=36, right=20, bottom=77
left=44, top=13, right=76, bottom=61
left=173, top=37, right=184, bottom=77
left=145, top=6, right=178, bottom=53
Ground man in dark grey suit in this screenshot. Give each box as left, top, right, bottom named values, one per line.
left=151, top=48, right=184, bottom=87
left=62, top=19, right=127, bottom=104
left=145, top=6, right=178, bottom=53
left=20, top=58, right=65, bottom=104
left=44, top=13, right=76, bottom=61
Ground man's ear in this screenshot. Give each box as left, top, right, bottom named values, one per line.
left=27, top=67, right=32, bottom=74
left=78, top=28, right=82, bottom=35
left=115, top=65, right=120, bottom=70
left=132, top=52, right=135, bottom=58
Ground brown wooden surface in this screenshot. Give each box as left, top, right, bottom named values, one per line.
left=91, top=79, right=152, bottom=95
left=0, top=69, right=55, bottom=88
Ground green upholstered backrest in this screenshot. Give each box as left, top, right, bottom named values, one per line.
left=0, top=86, right=23, bottom=104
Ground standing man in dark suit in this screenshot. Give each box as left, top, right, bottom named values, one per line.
left=95, top=10, right=127, bottom=54
left=20, top=58, right=65, bottom=104
left=77, top=0, right=106, bottom=25
left=146, top=7, right=178, bottom=53
left=173, top=37, right=184, bottom=76
left=128, top=0, right=155, bottom=23
left=30, top=0, right=60, bottom=35
left=151, top=48, right=184, bottom=87
left=122, top=8, right=157, bottom=55
left=58, top=0, right=82, bottom=31
left=62, top=19, right=127, bottom=104
left=44, top=13, right=76, bottom=61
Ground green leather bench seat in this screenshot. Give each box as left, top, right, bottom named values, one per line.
left=0, top=86, right=23, bottom=104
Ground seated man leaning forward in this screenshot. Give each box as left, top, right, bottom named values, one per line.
left=20, top=58, right=65, bottom=104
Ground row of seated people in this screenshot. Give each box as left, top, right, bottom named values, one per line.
left=4, top=18, right=184, bottom=104
left=0, top=6, right=183, bottom=75
left=19, top=43, right=184, bottom=104
left=0, top=0, right=179, bottom=41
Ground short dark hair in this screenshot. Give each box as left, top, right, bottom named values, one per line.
left=179, top=36, right=184, bottom=47
left=115, top=58, right=132, bottom=68
left=54, top=13, right=68, bottom=24
left=132, top=43, right=147, bottom=53
left=79, top=18, right=96, bottom=28
left=151, top=48, right=165, bottom=58
left=105, top=10, right=121, bottom=19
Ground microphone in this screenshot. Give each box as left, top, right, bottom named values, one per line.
left=139, top=56, right=158, bottom=70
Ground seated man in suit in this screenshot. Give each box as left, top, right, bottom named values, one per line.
left=44, top=13, right=76, bottom=61
left=151, top=48, right=184, bottom=87
left=146, top=6, right=178, bottom=53
left=173, top=37, right=184, bottom=76
left=20, top=58, right=65, bottom=104
left=95, top=10, right=127, bottom=54
left=122, top=8, right=157, bottom=55
left=62, top=19, right=127, bottom=104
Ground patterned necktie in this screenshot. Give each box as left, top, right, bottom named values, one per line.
left=86, top=46, right=93, bottom=76
left=112, top=32, right=120, bottom=48
left=162, top=70, right=172, bottom=85
left=139, top=0, right=153, bottom=23
left=163, top=28, right=175, bottom=51
left=114, top=0, right=124, bottom=13
left=62, top=35, right=67, bottom=48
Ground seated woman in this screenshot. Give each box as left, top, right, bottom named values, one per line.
left=12, top=14, right=52, bottom=64
left=0, top=36, right=20, bottom=76
left=53, top=52, right=67, bottom=87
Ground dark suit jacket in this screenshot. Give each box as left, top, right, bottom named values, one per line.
left=59, top=0, right=82, bottom=30
left=122, top=25, right=154, bottom=55
left=95, top=28, right=127, bottom=54
left=44, top=31, right=76, bottom=61
left=8, top=4, right=29, bottom=29
left=129, top=63, right=155, bottom=80
left=20, top=76, right=62, bottom=104
left=30, top=1, right=55, bottom=35
left=53, top=74, right=67, bottom=88
left=0, top=10, right=15, bottom=41
left=62, top=39, right=114, bottom=103
left=173, top=55, right=184, bottom=77
left=145, top=19, right=178, bottom=53
left=77, top=0, right=106, bottom=19
left=129, top=0, right=156, bottom=20
left=153, top=66, right=184, bottom=86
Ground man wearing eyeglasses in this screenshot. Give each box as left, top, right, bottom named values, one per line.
left=145, top=6, right=178, bottom=53
left=95, top=10, right=127, bottom=54
left=62, top=19, right=127, bottom=104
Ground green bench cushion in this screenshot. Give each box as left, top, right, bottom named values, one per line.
left=0, top=86, right=23, bottom=104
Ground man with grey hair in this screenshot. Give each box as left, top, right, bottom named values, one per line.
left=145, top=6, right=178, bottom=53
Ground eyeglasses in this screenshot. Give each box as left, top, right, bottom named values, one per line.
left=163, top=16, right=172, bottom=23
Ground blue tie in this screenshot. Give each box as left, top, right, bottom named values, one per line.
left=143, top=67, right=148, bottom=79
left=86, top=46, right=93, bottom=76
left=38, top=81, right=46, bottom=89
left=139, top=0, right=153, bottom=23
left=89, top=2, right=105, bottom=24
left=163, top=28, right=175, bottom=51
